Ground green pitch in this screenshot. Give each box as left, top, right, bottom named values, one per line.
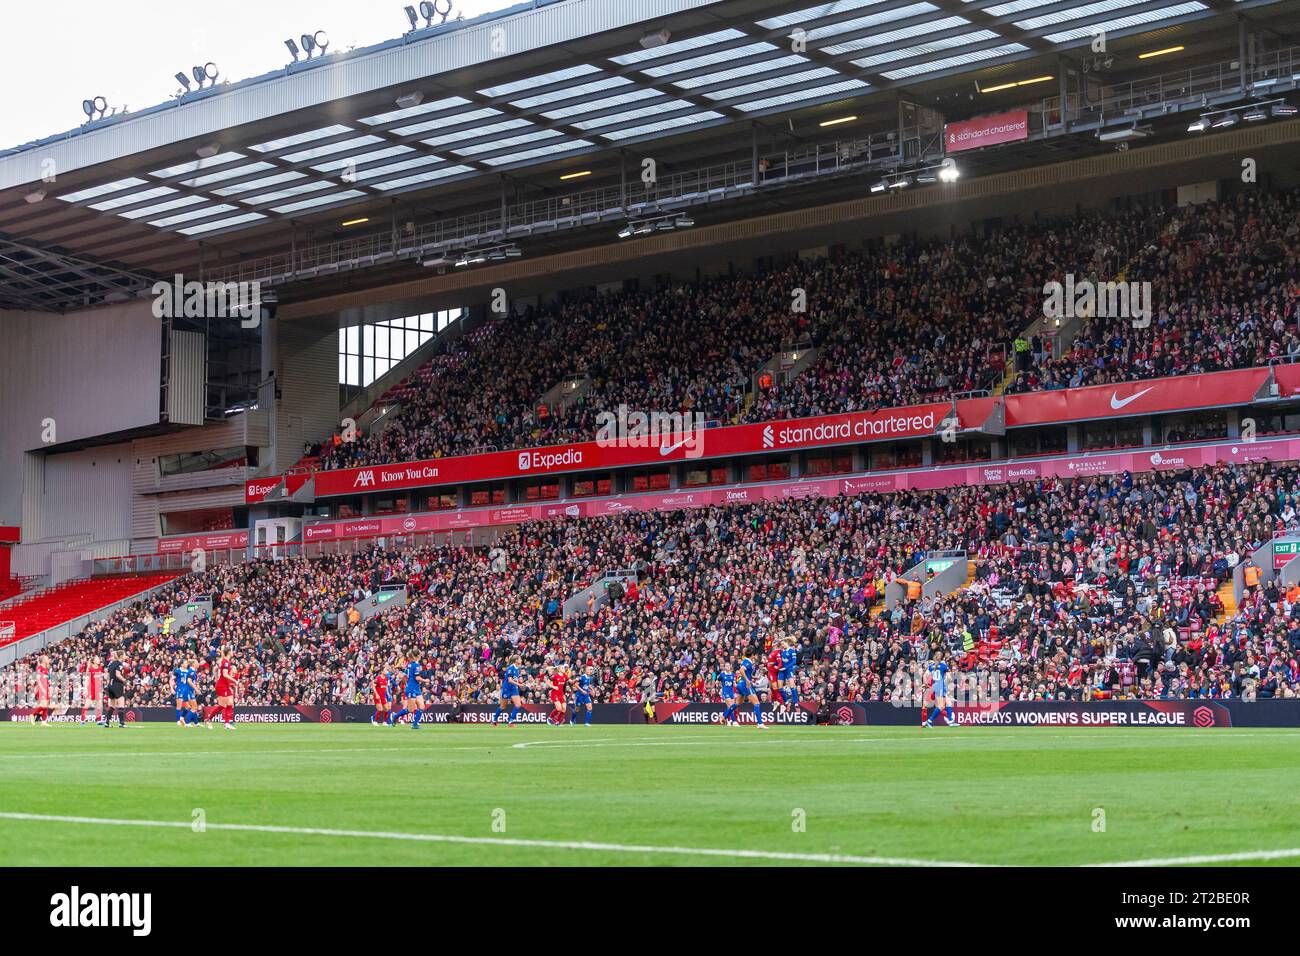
left=0, top=723, right=1296, bottom=866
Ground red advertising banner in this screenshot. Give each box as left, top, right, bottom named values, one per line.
left=1003, top=368, right=1268, bottom=427
left=296, top=401, right=949, bottom=500
left=226, top=434, right=1300, bottom=553
left=944, top=109, right=1028, bottom=154
left=157, top=530, right=249, bottom=553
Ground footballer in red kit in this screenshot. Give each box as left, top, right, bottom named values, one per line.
left=372, top=670, right=390, bottom=725
left=32, top=655, right=52, bottom=725
left=548, top=664, right=569, bottom=726
left=208, top=647, right=239, bottom=729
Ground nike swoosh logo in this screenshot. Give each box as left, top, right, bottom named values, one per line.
left=1109, top=387, right=1155, bottom=410
left=659, top=438, right=693, bottom=456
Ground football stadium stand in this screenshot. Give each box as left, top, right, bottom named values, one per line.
left=2, top=0, right=1300, bottom=721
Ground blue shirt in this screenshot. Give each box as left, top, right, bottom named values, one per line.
left=780, top=648, right=798, bottom=671
left=927, top=661, right=949, bottom=696
left=504, top=664, right=520, bottom=686
left=741, top=658, right=757, bottom=682
left=174, top=667, right=195, bottom=695
left=578, top=674, right=592, bottom=693
left=405, top=661, right=422, bottom=694
left=718, top=671, right=735, bottom=694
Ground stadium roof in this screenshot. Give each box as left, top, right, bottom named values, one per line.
left=0, top=0, right=1295, bottom=309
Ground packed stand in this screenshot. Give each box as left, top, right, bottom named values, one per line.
left=9, top=460, right=1300, bottom=711
left=312, top=188, right=1298, bottom=472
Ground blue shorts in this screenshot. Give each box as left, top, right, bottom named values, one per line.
left=175, top=690, right=193, bottom=702
left=501, top=683, right=519, bottom=699
left=405, top=683, right=421, bottom=698
left=575, top=692, right=591, bottom=706
left=737, top=683, right=754, bottom=697
left=720, top=688, right=736, bottom=701
left=777, top=668, right=793, bottom=681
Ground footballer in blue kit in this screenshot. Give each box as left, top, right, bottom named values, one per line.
left=570, top=666, right=595, bottom=726
left=492, top=655, right=525, bottom=726
left=174, top=658, right=200, bottom=726
left=777, top=639, right=800, bottom=711
left=718, top=665, right=737, bottom=725
left=737, top=656, right=766, bottom=728
left=387, top=651, right=427, bottom=728
left=922, top=649, right=956, bottom=727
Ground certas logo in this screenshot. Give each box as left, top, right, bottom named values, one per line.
left=1192, top=705, right=1216, bottom=728
left=50, top=886, right=152, bottom=936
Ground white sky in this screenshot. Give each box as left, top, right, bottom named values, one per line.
left=0, top=0, right=516, bottom=150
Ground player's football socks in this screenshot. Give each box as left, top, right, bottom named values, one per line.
left=944, top=707, right=955, bottom=724
left=753, top=704, right=765, bottom=727
left=411, top=709, right=422, bottom=728
left=389, top=708, right=408, bottom=726
left=584, top=710, right=592, bottom=726
left=790, top=688, right=799, bottom=706
left=492, top=706, right=504, bottom=725
left=508, top=706, right=521, bottom=724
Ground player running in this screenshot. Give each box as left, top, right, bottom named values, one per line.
left=718, top=663, right=738, bottom=726
left=547, top=662, right=569, bottom=726
left=371, top=668, right=391, bottom=726
left=30, top=655, right=52, bottom=725
left=174, top=657, right=199, bottom=726
left=570, top=666, right=595, bottom=726
left=387, top=652, right=427, bottom=728
left=737, top=655, right=766, bottom=729
left=922, top=649, right=956, bottom=728
left=492, top=656, right=525, bottom=726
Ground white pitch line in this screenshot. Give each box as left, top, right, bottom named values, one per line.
left=0, top=811, right=979, bottom=867
left=1085, top=848, right=1300, bottom=867
left=2, top=810, right=1294, bottom=868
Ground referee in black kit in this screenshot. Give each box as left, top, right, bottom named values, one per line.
left=103, top=649, right=128, bottom=728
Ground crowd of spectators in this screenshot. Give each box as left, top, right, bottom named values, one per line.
left=313, top=187, right=1298, bottom=472
left=12, top=460, right=1300, bottom=710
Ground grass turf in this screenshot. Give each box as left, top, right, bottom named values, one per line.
left=0, top=722, right=1296, bottom=866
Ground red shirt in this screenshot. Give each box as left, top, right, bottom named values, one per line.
left=550, top=671, right=568, bottom=694
left=374, top=674, right=388, bottom=696
left=36, top=664, right=49, bottom=688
